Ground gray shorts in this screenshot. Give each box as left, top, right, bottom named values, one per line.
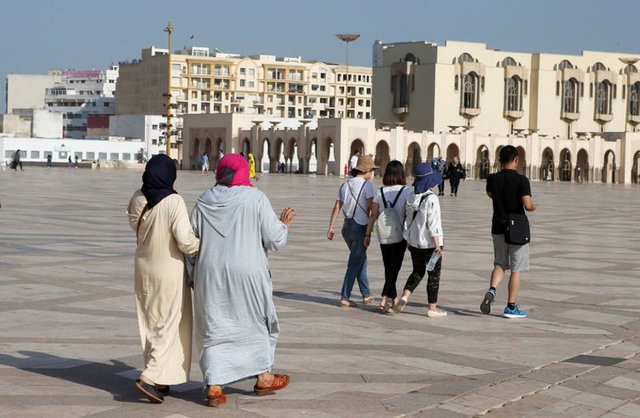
left=492, top=234, right=529, bottom=272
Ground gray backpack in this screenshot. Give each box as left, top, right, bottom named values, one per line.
left=375, top=187, right=405, bottom=244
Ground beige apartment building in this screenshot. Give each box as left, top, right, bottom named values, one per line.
left=373, top=40, right=640, bottom=138
left=115, top=46, right=372, bottom=130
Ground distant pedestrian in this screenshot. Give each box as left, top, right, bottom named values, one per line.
left=46, top=154, right=52, bottom=168
left=201, top=153, right=209, bottom=175
left=446, top=156, right=465, bottom=196
left=480, top=145, right=537, bottom=319
left=394, top=163, right=446, bottom=317
left=74, top=155, right=79, bottom=168
left=436, top=156, right=446, bottom=196
left=10, top=150, right=22, bottom=171
left=350, top=150, right=360, bottom=172
left=248, top=152, right=259, bottom=181
left=68, top=155, right=73, bottom=168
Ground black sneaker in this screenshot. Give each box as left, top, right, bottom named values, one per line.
left=480, top=290, right=495, bottom=314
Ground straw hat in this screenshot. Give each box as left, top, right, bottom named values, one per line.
left=354, top=155, right=379, bottom=173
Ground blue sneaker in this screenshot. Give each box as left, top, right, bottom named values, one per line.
left=480, top=290, right=495, bottom=314
left=503, top=305, right=527, bottom=319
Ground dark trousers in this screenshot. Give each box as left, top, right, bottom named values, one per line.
left=403, top=246, right=442, bottom=304
left=450, top=180, right=460, bottom=195
left=437, top=181, right=445, bottom=195
left=379, top=240, right=407, bottom=300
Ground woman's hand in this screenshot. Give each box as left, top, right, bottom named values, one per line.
left=280, top=207, right=297, bottom=227
left=327, top=226, right=335, bottom=240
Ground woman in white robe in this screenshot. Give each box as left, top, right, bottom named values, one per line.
left=190, top=154, right=296, bottom=407
left=127, top=154, right=199, bottom=404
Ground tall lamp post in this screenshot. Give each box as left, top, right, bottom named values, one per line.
left=164, top=21, right=174, bottom=156
left=336, top=34, right=360, bottom=118
left=619, top=57, right=639, bottom=133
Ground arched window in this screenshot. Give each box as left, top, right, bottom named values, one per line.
left=459, top=53, right=474, bottom=63
left=630, top=82, right=640, bottom=116
left=502, top=57, right=517, bottom=67
left=592, top=62, right=606, bottom=72
left=562, top=78, right=579, bottom=113
left=559, top=60, right=574, bottom=70
left=404, top=53, right=417, bottom=63
left=595, top=80, right=613, bottom=115
left=462, top=72, right=479, bottom=109
left=505, top=76, right=523, bottom=112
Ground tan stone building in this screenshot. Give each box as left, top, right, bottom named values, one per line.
left=180, top=113, right=640, bottom=185
left=373, top=40, right=640, bottom=139
left=115, top=46, right=372, bottom=127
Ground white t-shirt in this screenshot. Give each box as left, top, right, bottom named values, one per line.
left=337, top=177, right=374, bottom=226
left=373, top=185, right=412, bottom=223
left=350, top=154, right=359, bottom=170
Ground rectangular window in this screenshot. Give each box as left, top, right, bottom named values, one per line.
left=109, top=153, right=119, bottom=161
left=86, top=152, right=95, bottom=160
left=99, top=152, right=107, bottom=161
left=123, top=153, right=131, bottom=161
left=75, top=152, right=82, bottom=159
left=248, top=81, right=255, bottom=88
left=248, top=68, right=255, bottom=77
left=240, top=79, right=246, bottom=87
left=240, top=67, right=246, bottom=75
left=31, top=151, right=40, bottom=159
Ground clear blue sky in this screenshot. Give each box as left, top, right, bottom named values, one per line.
left=2, top=0, right=640, bottom=113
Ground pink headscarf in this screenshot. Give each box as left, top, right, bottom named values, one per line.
left=215, top=154, right=252, bottom=187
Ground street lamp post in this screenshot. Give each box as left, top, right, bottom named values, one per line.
left=336, top=34, right=360, bottom=118
left=619, top=57, right=639, bottom=133
left=164, top=21, right=174, bottom=156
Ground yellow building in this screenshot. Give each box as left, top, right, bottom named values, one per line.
left=116, top=46, right=372, bottom=126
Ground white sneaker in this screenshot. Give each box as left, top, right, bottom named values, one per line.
left=426, top=309, right=447, bottom=317
left=393, top=296, right=408, bottom=313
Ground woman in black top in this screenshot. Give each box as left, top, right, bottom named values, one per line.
left=446, top=156, right=465, bottom=196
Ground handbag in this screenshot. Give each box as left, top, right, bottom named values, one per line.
left=505, top=213, right=530, bottom=245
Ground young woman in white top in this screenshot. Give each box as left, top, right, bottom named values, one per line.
left=366, top=160, right=412, bottom=312
left=327, top=155, right=378, bottom=307
left=394, top=162, right=447, bottom=317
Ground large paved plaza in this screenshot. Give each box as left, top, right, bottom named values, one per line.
left=1, top=166, right=640, bottom=417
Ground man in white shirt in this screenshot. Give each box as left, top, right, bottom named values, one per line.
left=350, top=151, right=360, bottom=172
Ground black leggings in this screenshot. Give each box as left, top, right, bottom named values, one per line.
left=379, top=240, right=407, bottom=300
left=450, top=180, right=459, bottom=195
left=403, top=246, right=442, bottom=304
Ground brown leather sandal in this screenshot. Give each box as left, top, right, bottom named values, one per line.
left=206, top=385, right=227, bottom=407
left=254, top=374, right=290, bottom=396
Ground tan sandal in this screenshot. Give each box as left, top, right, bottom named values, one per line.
left=339, top=300, right=357, bottom=307
left=363, top=296, right=375, bottom=304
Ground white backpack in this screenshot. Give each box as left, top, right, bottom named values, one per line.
left=375, top=187, right=405, bottom=244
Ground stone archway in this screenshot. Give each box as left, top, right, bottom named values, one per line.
left=576, top=148, right=589, bottom=183
left=632, top=150, right=640, bottom=184
left=287, top=138, right=298, bottom=173
left=446, top=143, right=459, bottom=162
left=541, top=147, right=554, bottom=181
left=493, top=146, right=503, bottom=172
left=242, top=137, right=250, bottom=156
left=476, top=145, right=490, bottom=179
left=405, top=142, right=422, bottom=176
left=192, top=138, right=201, bottom=169
left=274, top=138, right=285, bottom=173
left=350, top=139, right=365, bottom=155
left=261, top=138, right=271, bottom=173
left=375, top=140, right=390, bottom=176
left=309, top=138, right=318, bottom=173
left=560, top=148, right=571, bottom=181
left=603, top=150, right=616, bottom=183
left=428, top=143, right=441, bottom=165
left=517, top=146, right=527, bottom=176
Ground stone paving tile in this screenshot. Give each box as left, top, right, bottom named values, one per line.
left=2, top=169, right=640, bottom=416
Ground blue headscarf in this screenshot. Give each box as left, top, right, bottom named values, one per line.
left=141, top=154, right=177, bottom=209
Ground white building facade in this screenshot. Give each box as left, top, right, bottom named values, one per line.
left=44, top=66, right=119, bottom=139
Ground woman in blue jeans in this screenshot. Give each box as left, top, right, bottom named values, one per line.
left=327, top=154, right=378, bottom=307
